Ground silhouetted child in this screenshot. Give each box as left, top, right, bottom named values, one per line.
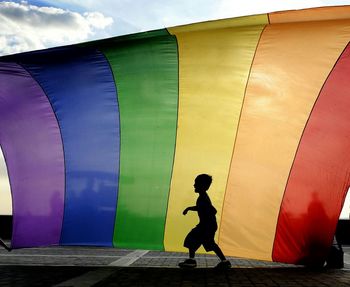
left=179, top=174, right=231, bottom=269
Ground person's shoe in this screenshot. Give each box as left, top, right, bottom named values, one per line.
left=214, top=260, right=231, bottom=269
left=179, top=258, right=197, bottom=268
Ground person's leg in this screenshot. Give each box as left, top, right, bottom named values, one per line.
left=179, top=247, right=197, bottom=268
left=209, top=242, right=231, bottom=269
left=212, top=243, right=226, bottom=261
left=203, top=229, right=226, bottom=261
left=189, top=248, right=196, bottom=259
left=179, top=228, right=200, bottom=268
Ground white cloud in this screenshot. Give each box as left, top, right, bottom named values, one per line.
left=0, top=1, right=113, bottom=56
left=83, top=11, right=113, bottom=29
left=47, top=0, right=350, bottom=36
left=47, top=0, right=218, bottom=34
left=2, top=0, right=350, bottom=55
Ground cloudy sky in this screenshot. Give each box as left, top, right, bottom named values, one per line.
left=1, top=0, right=350, bottom=216
left=1, top=0, right=350, bottom=56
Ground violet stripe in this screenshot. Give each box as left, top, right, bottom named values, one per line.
left=0, top=62, right=65, bottom=248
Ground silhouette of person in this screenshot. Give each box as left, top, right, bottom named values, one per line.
left=325, top=229, right=344, bottom=269
left=0, top=237, right=11, bottom=252
left=179, top=174, right=231, bottom=269
left=324, top=207, right=347, bottom=269
left=297, top=192, right=331, bottom=267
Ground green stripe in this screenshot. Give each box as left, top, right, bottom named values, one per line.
left=98, top=30, right=178, bottom=250
left=83, top=29, right=171, bottom=47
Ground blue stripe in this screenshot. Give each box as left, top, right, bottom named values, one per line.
left=15, top=47, right=120, bottom=246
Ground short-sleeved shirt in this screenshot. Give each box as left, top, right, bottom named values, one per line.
left=196, top=192, right=217, bottom=229
left=183, top=192, right=218, bottom=251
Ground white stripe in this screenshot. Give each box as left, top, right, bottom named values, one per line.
left=53, top=269, right=115, bottom=287
left=109, top=250, right=149, bottom=266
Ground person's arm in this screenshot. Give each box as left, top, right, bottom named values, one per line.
left=183, top=206, right=197, bottom=215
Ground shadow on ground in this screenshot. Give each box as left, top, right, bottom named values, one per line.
left=96, top=267, right=349, bottom=287
left=0, top=266, right=349, bottom=287
left=0, top=266, right=94, bottom=286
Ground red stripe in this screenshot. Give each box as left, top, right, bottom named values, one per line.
left=272, top=43, right=350, bottom=265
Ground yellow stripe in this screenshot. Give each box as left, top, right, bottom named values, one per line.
left=164, top=15, right=268, bottom=252
left=219, top=19, right=350, bottom=261
left=168, top=14, right=267, bottom=33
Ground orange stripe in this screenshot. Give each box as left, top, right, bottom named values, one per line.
left=219, top=19, right=350, bottom=261
left=269, top=6, right=350, bottom=23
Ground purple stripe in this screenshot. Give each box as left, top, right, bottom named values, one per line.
left=0, top=62, right=64, bottom=248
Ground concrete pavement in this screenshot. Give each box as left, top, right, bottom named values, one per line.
left=0, top=245, right=348, bottom=286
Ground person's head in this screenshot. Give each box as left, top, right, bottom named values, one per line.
left=194, top=174, right=212, bottom=193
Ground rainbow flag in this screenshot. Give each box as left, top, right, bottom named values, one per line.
left=1, top=6, right=350, bottom=265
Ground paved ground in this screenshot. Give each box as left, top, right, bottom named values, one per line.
left=0, top=244, right=349, bottom=286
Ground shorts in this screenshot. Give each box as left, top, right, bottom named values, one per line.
left=184, top=224, right=217, bottom=252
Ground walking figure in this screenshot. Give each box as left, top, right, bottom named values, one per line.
left=179, top=174, right=231, bottom=269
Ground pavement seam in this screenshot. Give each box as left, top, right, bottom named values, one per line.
left=108, top=250, right=149, bottom=266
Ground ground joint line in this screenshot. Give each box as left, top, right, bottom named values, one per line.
left=54, top=250, right=149, bottom=287
left=109, top=250, right=149, bottom=266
